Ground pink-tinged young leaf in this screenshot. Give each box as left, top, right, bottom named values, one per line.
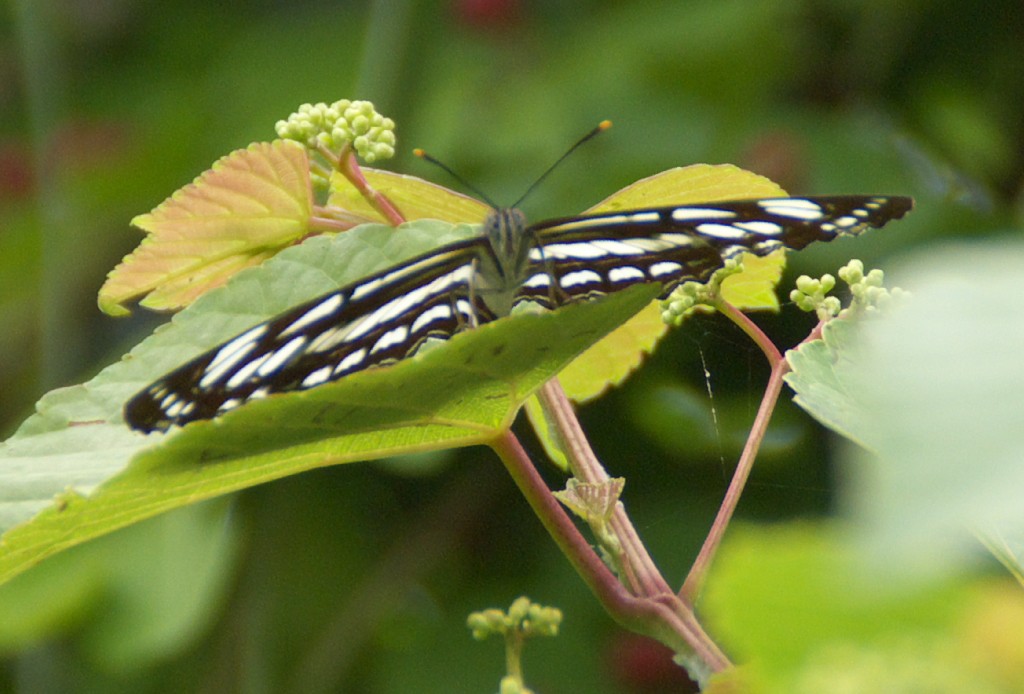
left=99, top=140, right=314, bottom=316
left=136, top=250, right=278, bottom=313
left=329, top=168, right=491, bottom=224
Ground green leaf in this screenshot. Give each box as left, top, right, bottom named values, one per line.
left=980, top=532, right=1024, bottom=589
left=718, top=251, right=786, bottom=311
left=836, top=241, right=1024, bottom=580
left=0, top=500, right=236, bottom=664
left=524, top=165, right=790, bottom=468
left=0, top=218, right=658, bottom=587
left=586, top=163, right=787, bottom=212
left=24, top=219, right=478, bottom=439
left=783, top=316, right=865, bottom=446
left=560, top=164, right=790, bottom=402
left=554, top=302, right=666, bottom=404
left=522, top=395, right=571, bottom=473
left=701, top=523, right=1004, bottom=692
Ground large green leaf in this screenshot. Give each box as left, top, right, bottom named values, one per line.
left=836, top=242, right=1024, bottom=580
left=701, top=523, right=1016, bottom=693
left=0, top=218, right=657, bottom=586
left=784, top=241, right=1024, bottom=585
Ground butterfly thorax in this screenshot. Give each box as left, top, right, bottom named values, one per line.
left=475, top=207, right=533, bottom=317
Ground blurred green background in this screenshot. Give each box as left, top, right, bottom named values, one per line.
left=1, top=0, right=1021, bottom=692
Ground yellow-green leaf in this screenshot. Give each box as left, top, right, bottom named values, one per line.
left=556, top=301, right=666, bottom=403
left=329, top=168, right=490, bottom=223
left=99, top=140, right=314, bottom=316
left=718, top=251, right=786, bottom=311
left=555, top=164, right=789, bottom=403
left=0, top=244, right=657, bottom=586
left=586, top=163, right=787, bottom=211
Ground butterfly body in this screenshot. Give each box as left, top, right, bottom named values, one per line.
left=474, top=207, right=533, bottom=318
left=124, top=195, right=912, bottom=432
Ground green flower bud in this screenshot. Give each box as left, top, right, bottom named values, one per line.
left=500, top=675, right=524, bottom=694
left=795, top=275, right=815, bottom=294
left=838, top=259, right=864, bottom=284
left=789, top=288, right=813, bottom=312
left=526, top=606, right=562, bottom=637
left=821, top=296, right=841, bottom=317
left=467, top=608, right=512, bottom=639
left=276, top=99, right=395, bottom=162
left=865, top=268, right=885, bottom=287
left=508, top=596, right=531, bottom=623
left=660, top=281, right=713, bottom=325
left=792, top=273, right=843, bottom=318
left=468, top=611, right=498, bottom=638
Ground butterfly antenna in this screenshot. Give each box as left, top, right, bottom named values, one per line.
left=512, top=120, right=612, bottom=208
left=413, top=148, right=499, bottom=209
left=415, top=120, right=612, bottom=211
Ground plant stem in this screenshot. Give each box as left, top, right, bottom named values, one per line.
left=536, top=380, right=671, bottom=598
left=714, top=297, right=783, bottom=367
left=505, top=630, right=525, bottom=685
left=679, top=298, right=792, bottom=602
left=335, top=148, right=406, bottom=226
left=490, top=430, right=640, bottom=614
left=489, top=430, right=731, bottom=676
left=681, top=352, right=786, bottom=601
left=307, top=208, right=378, bottom=233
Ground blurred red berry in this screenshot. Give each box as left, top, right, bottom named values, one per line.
left=608, top=632, right=699, bottom=693
left=0, top=143, right=34, bottom=200
left=454, top=0, right=522, bottom=30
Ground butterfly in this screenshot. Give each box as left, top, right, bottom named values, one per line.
left=124, top=195, right=912, bottom=432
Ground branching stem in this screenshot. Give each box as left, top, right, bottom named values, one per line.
left=536, top=381, right=670, bottom=597
left=513, top=291, right=835, bottom=679
left=489, top=430, right=731, bottom=677
left=681, top=306, right=828, bottom=600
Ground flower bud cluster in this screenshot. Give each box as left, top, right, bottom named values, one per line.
left=792, top=260, right=906, bottom=319
left=275, top=99, right=396, bottom=162
left=659, top=259, right=741, bottom=325
left=467, top=597, right=562, bottom=641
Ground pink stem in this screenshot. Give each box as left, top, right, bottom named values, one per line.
left=334, top=147, right=406, bottom=226
left=680, top=303, right=825, bottom=601
left=490, top=430, right=731, bottom=674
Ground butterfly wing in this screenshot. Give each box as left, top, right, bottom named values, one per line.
left=125, top=238, right=492, bottom=432
left=517, top=196, right=913, bottom=305
left=126, top=195, right=912, bottom=432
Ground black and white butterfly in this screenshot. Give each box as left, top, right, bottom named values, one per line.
left=124, top=195, right=912, bottom=432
